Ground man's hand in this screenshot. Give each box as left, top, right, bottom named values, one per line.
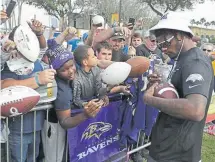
left=143, top=83, right=158, bottom=104
left=120, top=85, right=131, bottom=95
left=115, top=27, right=131, bottom=38
left=0, top=10, right=8, bottom=25
left=124, top=23, right=134, bottom=30
left=9, top=50, right=21, bottom=60
left=83, top=99, right=103, bottom=118
left=38, top=69, right=56, bottom=85
left=63, top=27, right=77, bottom=41
left=27, top=19, right=45, bottom=36
left=2, top=40, right=16, bottom=53
left=100, top=95, right=109, bottom=107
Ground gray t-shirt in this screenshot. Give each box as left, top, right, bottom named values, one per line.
left=73, top=66, right=107, bottom=108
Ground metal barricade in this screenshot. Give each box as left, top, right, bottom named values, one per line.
left=1, top=103, right=70, bottom=162
left=1, top=99, right=156, bottom=162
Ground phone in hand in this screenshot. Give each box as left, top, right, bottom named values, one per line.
left=6, top=0, right=16, bottom=17
left=129, top=18, right=135, bottom=25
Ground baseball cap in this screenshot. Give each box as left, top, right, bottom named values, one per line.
left=150, top=11, right=194, bottom=36
left=111, top=33, right=125, bottom=41
left=92, top=15, right=105, bottom=29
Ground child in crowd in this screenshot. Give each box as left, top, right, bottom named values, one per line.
left=73, top=45, right=109, bottom=108
left=46, top=39, right=104, bottom=129
left=43, top=39, right=104, bottom=162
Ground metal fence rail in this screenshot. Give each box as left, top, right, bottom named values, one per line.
left=1, top=102, right=152, bottom=162
left=1, top=103, right=70, bottom=162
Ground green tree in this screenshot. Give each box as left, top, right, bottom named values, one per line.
left=137, top=0, right=213, bottom=16
left=26, top=0, right=90, bottom=29
left=190, top=19, right=196, bottom=26
left=210, top=21, right=215, bottom=28
left=204, top=22, right=211, bottom=28
left=195, top=21, right=201, bottom=26
left=200, top=18, right=206, bottom=27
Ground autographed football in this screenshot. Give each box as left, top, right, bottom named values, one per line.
left=126, top=56, right=150, bottom=77
left=0, top=86, right=40, bottom=117
left=154, top=83, right=179, bottom=99
left=101, top=62, right=131, bottom=85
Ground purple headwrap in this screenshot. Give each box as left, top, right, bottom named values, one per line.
left=46, top=39, right=73, bottom=70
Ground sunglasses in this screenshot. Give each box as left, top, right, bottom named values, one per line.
left=157, top=36, right=174, bottom=49
left=150, top=40, right=156, bottom=43
left=203, top=49, right=212, bottom=52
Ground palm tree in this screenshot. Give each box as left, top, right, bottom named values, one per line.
left=204, top=22, right=211, bottom=28
left=190, top=19, right=196, bottom=26
left=211, top=21, right=215, bottom=28
left=200, top=18, right=206, bottom=27
left=195, top=21, right=201, bottom=27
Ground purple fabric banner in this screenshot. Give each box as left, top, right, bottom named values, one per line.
left=67, top=101, right=124, bottom=162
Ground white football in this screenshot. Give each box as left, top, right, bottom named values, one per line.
left=14, top=24, right=40, bottom=62
left=0, top=86, right=40, bottom=117
left=101, top=62, right=131, bottom=85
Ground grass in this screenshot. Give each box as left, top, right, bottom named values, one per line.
left=202, top=133, right=215, bottom=162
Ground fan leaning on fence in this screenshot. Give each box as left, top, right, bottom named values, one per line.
left=1, top=19, right=56, bottom=162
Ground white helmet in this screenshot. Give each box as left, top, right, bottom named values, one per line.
left=13, top=23, right=40, bottom=62
left=92, top=15, right=105, bottom=29
left=150, top=11, right=194, bottom=36
left=101, top=62, right=131, bottom=85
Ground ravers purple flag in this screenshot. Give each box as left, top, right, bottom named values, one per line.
left=67, top=101, right=123, bottom=162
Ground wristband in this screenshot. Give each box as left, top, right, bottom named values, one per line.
left=35, top=74, right=42, bottom=86
left=63, top=30, right=69, bottom=37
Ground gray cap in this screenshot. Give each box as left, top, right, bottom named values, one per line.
left=144, top=30, right=156, bottom=40
left=111, top=33, right=125, bottom=41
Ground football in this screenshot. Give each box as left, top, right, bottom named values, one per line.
left=154, top=82, right=179, bottom=99
left=126, top=56, right=150, bottom=77
left=0, top=86, right=40, bottom=117
left=101, top=62, right=131, bottom=85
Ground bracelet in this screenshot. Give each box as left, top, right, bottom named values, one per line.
left=35, top=74, right=42, bottom=86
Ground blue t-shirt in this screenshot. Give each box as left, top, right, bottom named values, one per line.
left=123, top=45, right=129, bottom=55
left=1, top=60, right=45, bottom=134
left=67, top=39, right=81, bottom=52
left=54, top=77, right=73, bottom=111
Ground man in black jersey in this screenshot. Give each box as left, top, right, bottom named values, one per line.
left=144, top=11, right=214, bottom=162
